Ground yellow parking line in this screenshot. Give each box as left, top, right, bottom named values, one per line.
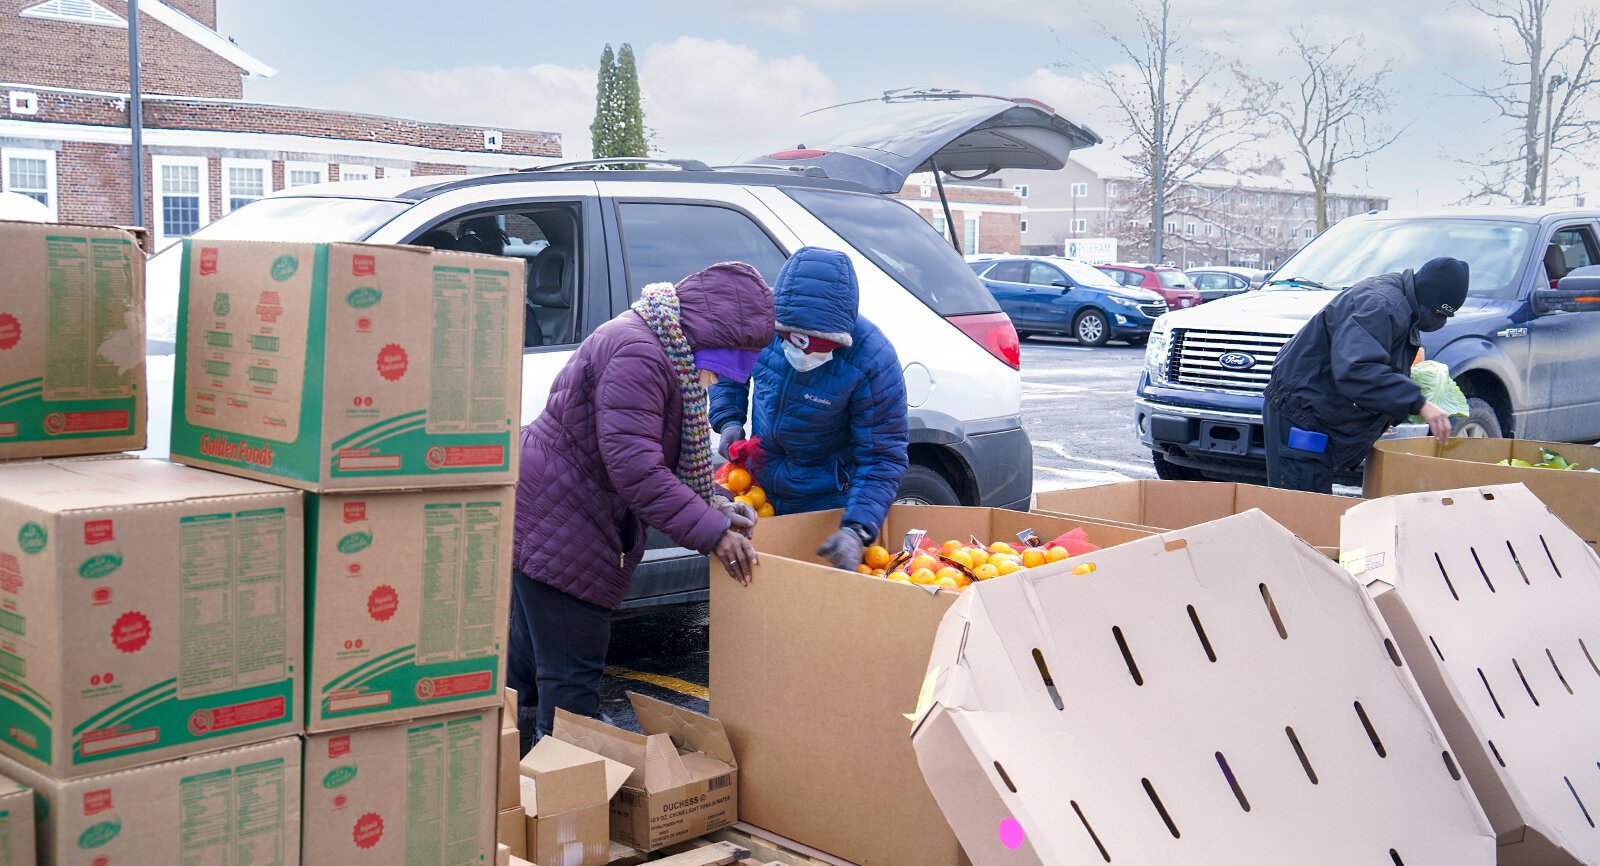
left=604, top=666, right=709, bottom=701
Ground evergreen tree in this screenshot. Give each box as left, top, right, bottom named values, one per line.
left=613, top=44, right=648, bottom=160
left=590, top=44, right=617, bottom=159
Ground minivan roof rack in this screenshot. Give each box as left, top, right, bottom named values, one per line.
left=517, top=157, right=712, bottom=173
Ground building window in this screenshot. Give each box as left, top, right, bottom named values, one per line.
left=1186, top=222, right=1196, bottom=236
left=1165, top=221, right=1176, bottom=234
left=932, top=215, right=947, bottom=235
left=1106, top=182, right=1117, bottom=199
left=1073, top=218, right=1088, bottom=233
left=153, top=155, right=210, bottom=245
left=1013, top=184, right=1029, bottom=198
left=1204, top=224, right=1213, bottom=237
left=1269, top=226, right=1280, bottom=238
left=220, top=158, right=270, bottom=214
left=963, top=215, right=979, bottom=255
left=19, top=0, right=126, bottom=27
left=1218, top=191, right=1230, bottom=205
left=339, top=165, right=374, bottom=182
left=1020, top=219, right=1029, bottom=234
left=1291, top=227, right=1300, bottom=239
left=284, top=161, right=327, bottom=188
left=1, top=147, right=56, bottom=217
left=1071, top=182, right=1088, bottom=198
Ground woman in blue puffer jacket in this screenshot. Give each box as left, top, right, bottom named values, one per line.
left=710, top=246, right=910, bottom=569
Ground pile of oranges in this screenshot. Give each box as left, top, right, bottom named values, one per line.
left=857, top=537, right=1074, bottom=592
left=721, top=465, right=776, bottom=519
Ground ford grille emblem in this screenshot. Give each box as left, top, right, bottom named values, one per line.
left=1218, top=351, right=1257, bottom=371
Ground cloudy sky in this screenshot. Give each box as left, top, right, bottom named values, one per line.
left=218, top=0, right=1597, bottom=207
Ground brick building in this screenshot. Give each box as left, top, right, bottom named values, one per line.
left=0, top=0, right=562, bottom=246
left=891, top=173, right=1022, bottom=256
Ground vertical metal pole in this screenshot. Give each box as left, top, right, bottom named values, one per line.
left=930, top=158, right=961, bottom=255
left=1151, top=0, right=1168, bottom=264
left=1540, top=76, right=1559, bottom=206
left=128, top=0, right=145, bottom=227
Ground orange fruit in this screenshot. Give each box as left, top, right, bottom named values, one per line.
left=935, top=566, right=963, bottom=584
left=988, top=541, right=1015, bottom=555
left=1072, top=562, right=1097, bottom=576
left=887, top=571, right=911, bottom=583
left=911, top=554, right=939, bottom=574
left=910, top=568, right=937, bottom=585
left=756, top=503, right=775, bottom=518
left=965, top=547, right=989, bottom=568
left=725, top=466, right=753, bottom=494
left=872, top=569, right=885, bottom=577
left=995, top=558, right=1021, bottom=576
left=864, top=545, right=892, bottom=570
left=733, top=494, right=756, bottom=509
left=1021, top=548, right=1047, bottom=569
left=973, top=563, right=1000, bottom=581
left=857, top=564, right=873, bottom=575
left=933, top=575, right=961, bottom=590
left=946, top=549, right=974, bottom=569
left=1046, top=546, right=1070, bottom=563
left=942, top=539, right=964, bottom=552
left=744, top=486, right=767, bottom=509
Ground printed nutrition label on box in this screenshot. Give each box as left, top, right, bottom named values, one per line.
left=44, top=236, right=135, bottom=400
left=417, top=501, right=500, bottom=666
left=178, top=509, right=289, bottom=699
left=180, top=757, right=287, bottom=866
left=427, top=267, right=509, bottom=435
left=405, top=717, right=484, bottom=866
left=186, top=276, right=305, bottom=442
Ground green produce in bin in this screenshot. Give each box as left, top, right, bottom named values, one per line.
left=1407, top=361, right=1469, bottom=422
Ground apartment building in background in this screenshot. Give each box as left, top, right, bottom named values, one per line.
left=0, top=0, right=561, bottom=247
left=998, top=150, right=1389, bottom=270
left=891, top=173, right=1023, bottom=255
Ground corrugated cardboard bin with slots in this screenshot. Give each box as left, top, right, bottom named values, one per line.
left=551, top=695, right=737, bottom=853
left=710, top=505, right=1154, bottom=866
left=909, top=510, right=1495, bottom=865
left=519, top=734, right=629, bottom=866
left=0, top=735, right=300, bottom=866
left=0, top=220, right=146, bottom=460
left=1342, top=483, right=1600, bottom=865
left=1032, top=478, right=1357, bottom=558
left=305, top=487, right=514, bottom=731
left=1365, top=437, right=1600, bottom=555
left=302, top=707, right=498, bottom=866
left=169, top=238, right=524, bottom=491
left=0, top=457, right=303, bottom=777
left=0, top=771, right=33, bottom=865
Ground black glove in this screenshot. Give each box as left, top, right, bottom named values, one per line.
left=817, top=528, right=865, bottom=572
left=718, top=424, right=746, bottom=461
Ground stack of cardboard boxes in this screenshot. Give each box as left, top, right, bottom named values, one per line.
left=166, top=238, right=525, bottom=866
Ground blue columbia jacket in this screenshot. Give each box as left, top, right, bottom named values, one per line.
left=709, top=248, right=910, bottom=535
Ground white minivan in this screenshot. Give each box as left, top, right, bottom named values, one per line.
left=141, top=91, right=1102, bottom=606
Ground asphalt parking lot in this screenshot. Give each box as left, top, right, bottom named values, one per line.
left=595, top=337, right=1153, bottom=728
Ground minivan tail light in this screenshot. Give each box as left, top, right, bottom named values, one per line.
left=947, top=312, right=1021, bottom=369
left=767, top=149, right=831, bottom=160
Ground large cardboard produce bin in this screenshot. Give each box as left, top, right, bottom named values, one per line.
left=0, top=771, right=33, bottom=866
left=170, top=239, right=524, bottom=491
left=711, top=505, right=1153, bottom=866
left=1, top=735, right=301, bottom=866
left=0, top=457, right=303, bottom=777
left=1343, top=484, right=1600, bottom=864
left=1033, top=479, right=1356, bottom=558
left=1365, top=438, right=1600, bottom=554
left=0, top=220, right=147, bottom=461
left=912, top=510, right=1493, bottom=864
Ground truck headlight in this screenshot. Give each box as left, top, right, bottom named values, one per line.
left=1145, top=320, right=1172, bottom=385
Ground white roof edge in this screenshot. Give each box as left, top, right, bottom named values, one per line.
left=120, top=0, right=277, bottom=78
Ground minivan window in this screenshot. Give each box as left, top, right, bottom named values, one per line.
left=786, top=188, right=1000, bottom=316
left=617, top=202, right=788, bottom=294
left=1269, top=217, right=1536, bottom=300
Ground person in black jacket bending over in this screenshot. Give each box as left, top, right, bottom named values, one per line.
left=1262, top=257, right=1469, bottom=493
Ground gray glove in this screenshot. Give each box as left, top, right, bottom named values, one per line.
left=718, top=424, right=746, bottom=461
left=817, top=528, right=864, bottom=572
left=718, top=499, right=758, bottom=538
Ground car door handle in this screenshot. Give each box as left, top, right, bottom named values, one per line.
left=1025, top=287, right=1037, bottom=292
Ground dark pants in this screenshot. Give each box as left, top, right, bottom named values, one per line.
left=506, top=571, right=613, bottom=752
left=1263, top=403, right=1336, bottom=495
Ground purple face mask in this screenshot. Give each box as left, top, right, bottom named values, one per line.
left=694, top=348, right=760, bottom=384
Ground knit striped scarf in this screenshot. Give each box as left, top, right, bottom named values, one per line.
left=631, top=283, right=716, bottom=503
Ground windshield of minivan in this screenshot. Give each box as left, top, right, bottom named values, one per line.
left=1269, top=218, right=1535, bottom=300
left=786, top=188, right=1000, bottom=316
left=146, top=197, right=409, bottom=348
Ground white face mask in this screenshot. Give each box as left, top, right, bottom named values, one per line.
left=783, top=343, right=833, bottom=372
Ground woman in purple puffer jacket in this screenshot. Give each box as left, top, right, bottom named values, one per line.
left=508, top=261, right=775, bottom=746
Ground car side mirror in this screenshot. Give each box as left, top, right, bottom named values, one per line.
left=1535, top=265, right=1600, bottom=314
left=1051, top=279, right=1070, bottom=289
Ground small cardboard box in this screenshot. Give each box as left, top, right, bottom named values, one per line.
left=911, top=510, right=1494, bottom=864
left=520, top=732, right=629, bottom=866
left=303, top=708, right=499, bottom=866
left=711, top=505, right=1153, bottom=866
left=1033, top=479, right=1357, bottom=558
left=0, top=220, right=146, bottom=460
left=0, top=457, right=303, bottom=777
left=305, top=487, right=513, bottom=731
left=1343, top=484, right=1600, bottom=864
left=552, top=695, right=737, bottom=853
left=500, top=727, right=521, bottom=810
left=0, top=735, right=300, bottom=866
left=170, top=239, right=525, bottom=491
left=498, top=806, right=527, bottom=859
left=0, top=772, right=34, bottom=866
left=1366, top=438, right=1600, bottom=555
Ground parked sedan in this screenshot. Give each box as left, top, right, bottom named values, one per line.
left=1187, top=266, right=1267, bottom=303
left=970, top=255, right=1167, bottom=346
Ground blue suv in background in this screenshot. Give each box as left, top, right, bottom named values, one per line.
left=969, top=255, right=1168, bottom=346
